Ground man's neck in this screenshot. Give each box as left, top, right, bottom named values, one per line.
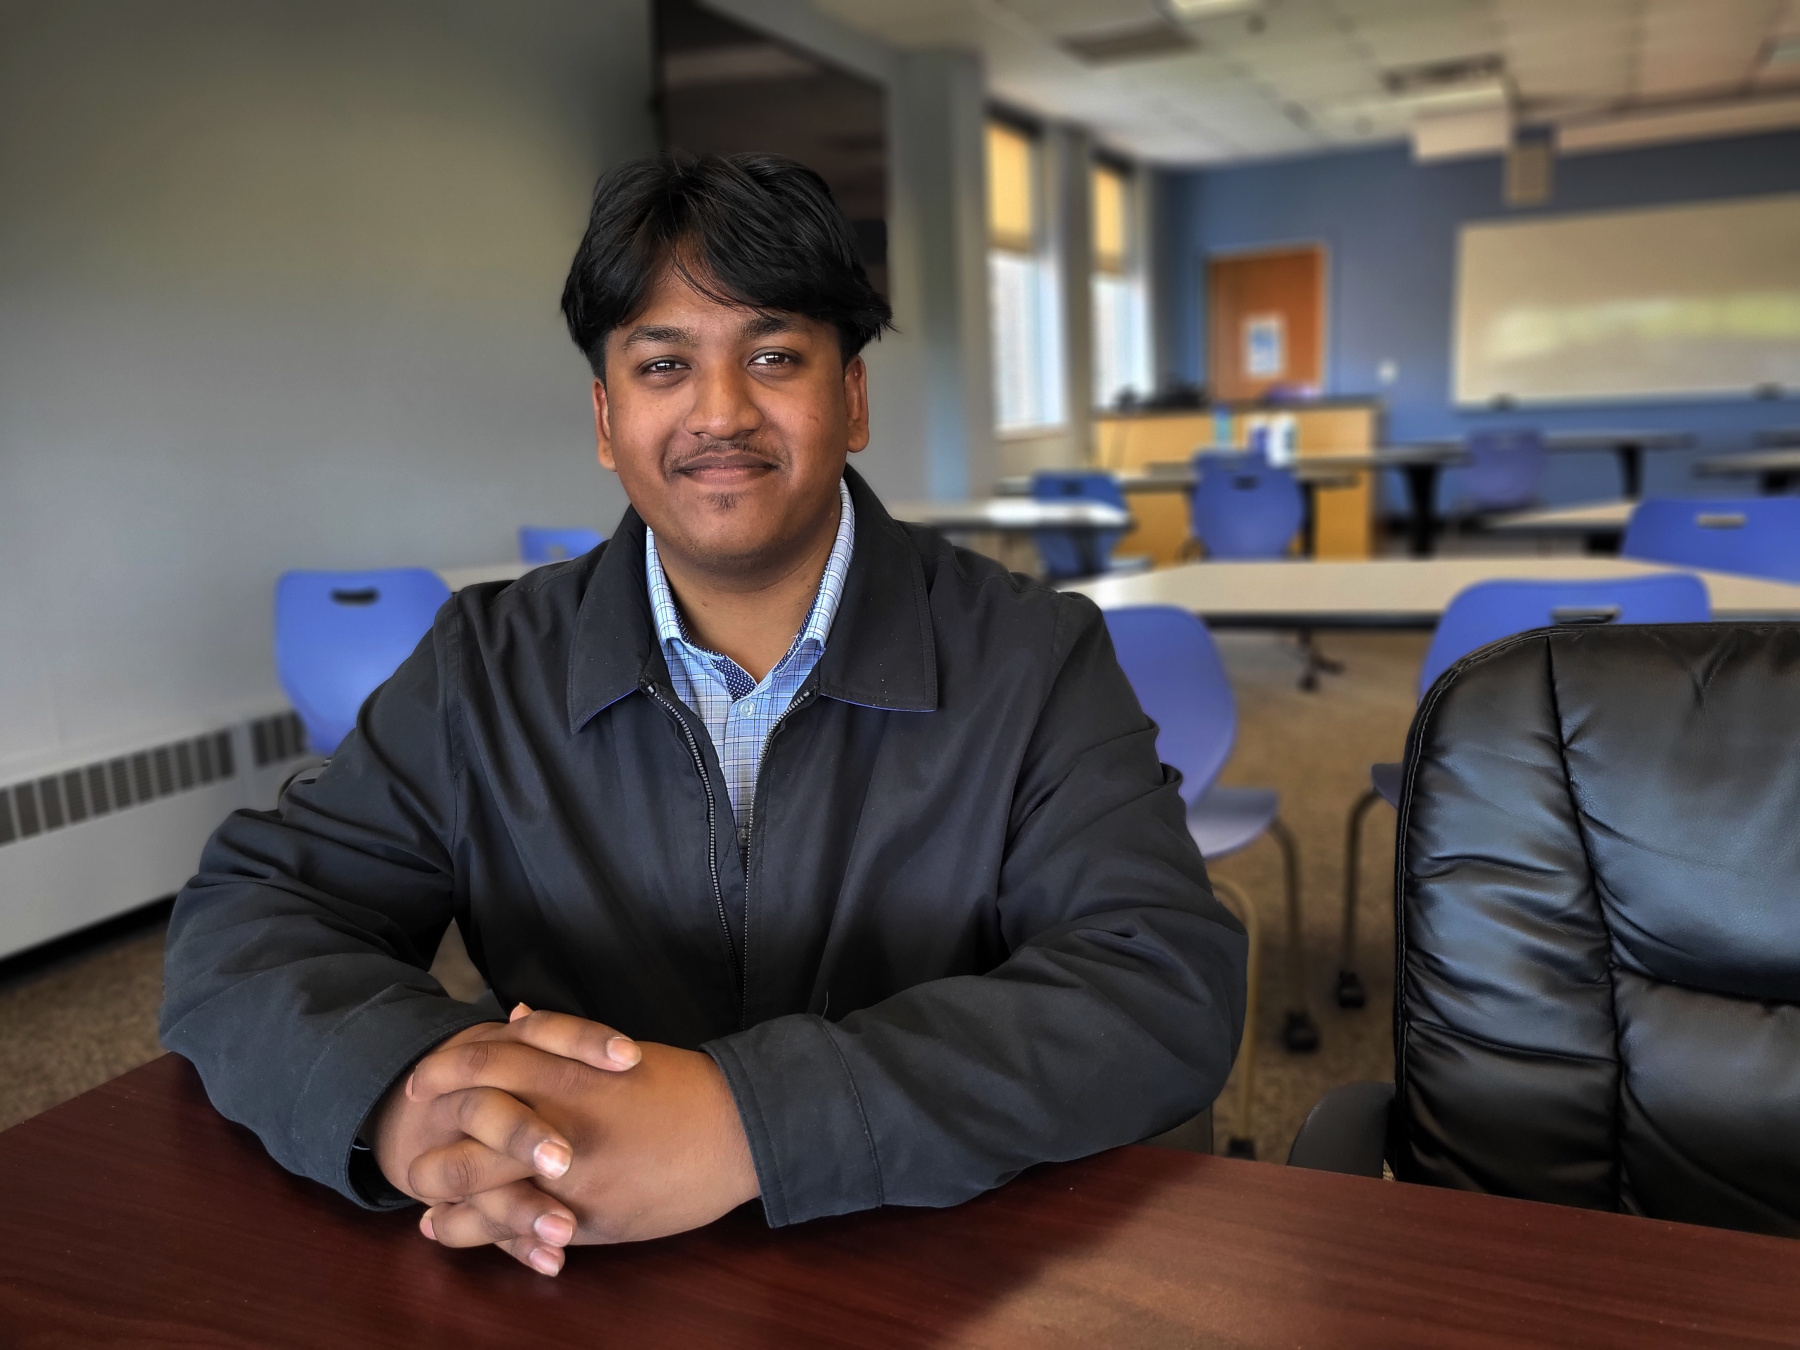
left=656, top=499, right=842, bottom=683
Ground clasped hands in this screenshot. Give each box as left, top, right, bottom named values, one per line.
left=367, top=1004, right=759, bottom=1277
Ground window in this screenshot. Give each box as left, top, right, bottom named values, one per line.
left=1091, top=160, right=1151, bottom=410
left=987, top=120, right=1065, bottom=433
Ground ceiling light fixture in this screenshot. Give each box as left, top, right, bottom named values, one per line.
left=1060, top=18, right=1196, bottom=65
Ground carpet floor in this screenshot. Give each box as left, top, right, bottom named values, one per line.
left=0, top=630, right=1425, bottom=1160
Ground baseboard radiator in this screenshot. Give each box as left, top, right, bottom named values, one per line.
left=0, top=712, right=312, bottom=962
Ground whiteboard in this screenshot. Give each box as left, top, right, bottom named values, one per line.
left=1453, top=194, right=1800, bottom=405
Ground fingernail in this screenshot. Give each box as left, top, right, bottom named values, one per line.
left=529, top=1245, right=563, bottom=1276
left=534, top=1212, right=575, bottom=1246
left=510, top=1002, right=532, bottom=1022
left=606, top=1035, right=641, bottom=1067
left=534, top=1140, right=572, bottom=1178
left=419, top=1212, right=436, bottom=1241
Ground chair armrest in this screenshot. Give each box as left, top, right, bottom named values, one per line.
left=1286, top=1081, right=1393, bottom=1177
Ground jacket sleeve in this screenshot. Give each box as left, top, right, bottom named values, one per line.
left=705, top=595, right=1248, bottom=1227
left=159, top=605, right=495, bottom=1206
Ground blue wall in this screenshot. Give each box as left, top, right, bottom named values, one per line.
left=1158, top=128, right=1800, bottom=506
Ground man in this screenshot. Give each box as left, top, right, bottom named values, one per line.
left=162, top=153, right=1246, bottom=1278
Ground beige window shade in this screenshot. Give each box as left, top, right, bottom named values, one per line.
left=1092, top=164, right=1128, bottom=273
left=987, top=121, right=1036, bottom=254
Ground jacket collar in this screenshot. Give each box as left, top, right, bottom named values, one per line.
left=567, top=464, right=937, bottom=733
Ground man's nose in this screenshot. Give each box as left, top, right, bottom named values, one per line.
left=683, top=363, right=762, bottom=443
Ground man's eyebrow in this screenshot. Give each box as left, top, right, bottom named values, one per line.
left=618, top=324, right=695, bottom=349
left=739, top=313, right=802, bottom=341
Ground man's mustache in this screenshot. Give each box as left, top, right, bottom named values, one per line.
left=670, top=441, right=780, bottom=473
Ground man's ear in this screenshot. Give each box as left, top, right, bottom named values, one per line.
left=843, top=355, right=870, bottom=455
left=592, top=378, right=617, bottom=472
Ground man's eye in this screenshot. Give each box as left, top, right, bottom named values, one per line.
left=750, top=351, right=795, bottom=367
left=643, top=359, right=685, bottom=375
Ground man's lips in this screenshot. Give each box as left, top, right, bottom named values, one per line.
left=673, top=453, right=777, bottom=480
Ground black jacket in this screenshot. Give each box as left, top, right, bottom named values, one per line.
left=160, top=468, right=1246, bottom=1227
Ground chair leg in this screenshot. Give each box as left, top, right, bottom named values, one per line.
left=1211, top=877, right=1261, bottom=1160
left=1268, top=817, right=1320, bottom=1053
left=1338, top=788, right=1381, bottom=1010
left=1295, top=629, right=1345, bottom=692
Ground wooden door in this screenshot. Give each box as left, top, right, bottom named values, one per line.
left=1207, top=247, right=1324, bottom=402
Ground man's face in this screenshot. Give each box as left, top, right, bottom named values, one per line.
left=594, top=264, right=868, bottom=576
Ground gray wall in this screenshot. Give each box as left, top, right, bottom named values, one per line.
left=0, top=0, right=657, bottom=785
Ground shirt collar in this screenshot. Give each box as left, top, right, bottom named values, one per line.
left=566, top=466, right=935, bottom=733
left=643, top=476, right=856, bottom=665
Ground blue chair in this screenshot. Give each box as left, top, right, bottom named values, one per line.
left=1336, top=572, right=1711, bottom=1009
left=1622, top=497, right=1800, bottom=582
left=1105, top=605, right=1319, bottom=1158
left=274, top=569, right=451, bottom=757
left=1031, top=470, right=1128, bottom=580
left=1190, top=452, right=1339, bottom=690
left=1188, top=452, right=1303, bottom=559
left=519, top=526, right=604, bottom=564
left=1462, top=427, right=1546, bottom=515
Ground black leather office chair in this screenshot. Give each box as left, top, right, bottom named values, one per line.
left=1289, top=623, right=1800, bottom=1237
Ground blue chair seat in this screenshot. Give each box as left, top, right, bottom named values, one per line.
left=1188, top=785, right=1281, bottom=860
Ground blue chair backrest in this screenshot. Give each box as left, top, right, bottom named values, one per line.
left=1621, top=497, right=1800, bottom=583
left=274, top=568, right=451, bottom=756
left=1417, top=574, right=1710, bottom=699
left=1032, top=470, right=1127, bottom=580
left=519, top=526, right=604, bottom=564
left=1102, top=605, right=1236, bottom=808
left=1189, top=452, right=1303, bottom=559
left=1463, top=427, right=1546, bottom=512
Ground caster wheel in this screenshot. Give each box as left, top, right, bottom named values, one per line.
left=1281, top=1009, right=1321, bottom=1053
left=1225, top=1136, right=1257, bottom=1160
left=1336, top=970, right=1367, bottom=1010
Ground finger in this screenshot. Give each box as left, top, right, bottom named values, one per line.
left=405, top=1093, right=571, bottom=1199
left=421, top=1180, right=576, bottom=1252
left=501, top=1004, right=641, bottom=1072
left=408, top=1039, right=599, bottom=1105
left=451, top=1083, right=573, bottom=1181
left=419, top=1202, right=567, bottom=1278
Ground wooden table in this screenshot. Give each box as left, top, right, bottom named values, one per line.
left=1063, top=557, right=1800, bottom=629
left=4, top=1056, right=1796, bottom=1348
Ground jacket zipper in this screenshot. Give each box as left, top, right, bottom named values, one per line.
left=739, top=686, right=816, bottom=1027
left=643, top=680, right=736, bottom=994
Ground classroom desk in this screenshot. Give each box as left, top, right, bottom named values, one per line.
left=1004, top=447, right=1466, bottom=559
left=4, top=1055, right=1796, bottom=1348
left=438, top=559, right=534, bottom=590
left=885, top=499, right=1133, bottom=533
left=1480, top=498, right=1635, bottom=553
left=1695, top=448, right=1800, bottom=494
left=1543, top=429, right=1694, bottom=498
left=1063, top=557, right=1800, bottom=629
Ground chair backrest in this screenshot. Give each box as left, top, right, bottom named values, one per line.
left=1417, top=573, right=1710, bottom=699
left=1621, top=497, right=1800, bottom=582
left=1394, top=623, right=1800, bottom=1237
left=273, top=568, right=450, bottom=756
left=519, top=526, right=604, bottom=564
left=1189, top=452, right=1303, bottom=559
left=1101, top=605, right=1236, bottom=807
left=1031, top=470, right=1126, bottom=580
left=1462, top=427, right=1546, bottom=512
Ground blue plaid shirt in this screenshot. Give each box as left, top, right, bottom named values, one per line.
left=645, top=478, right=855, bottom=834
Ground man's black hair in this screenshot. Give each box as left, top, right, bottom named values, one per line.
left=561, top=152, right=893, bottom=379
